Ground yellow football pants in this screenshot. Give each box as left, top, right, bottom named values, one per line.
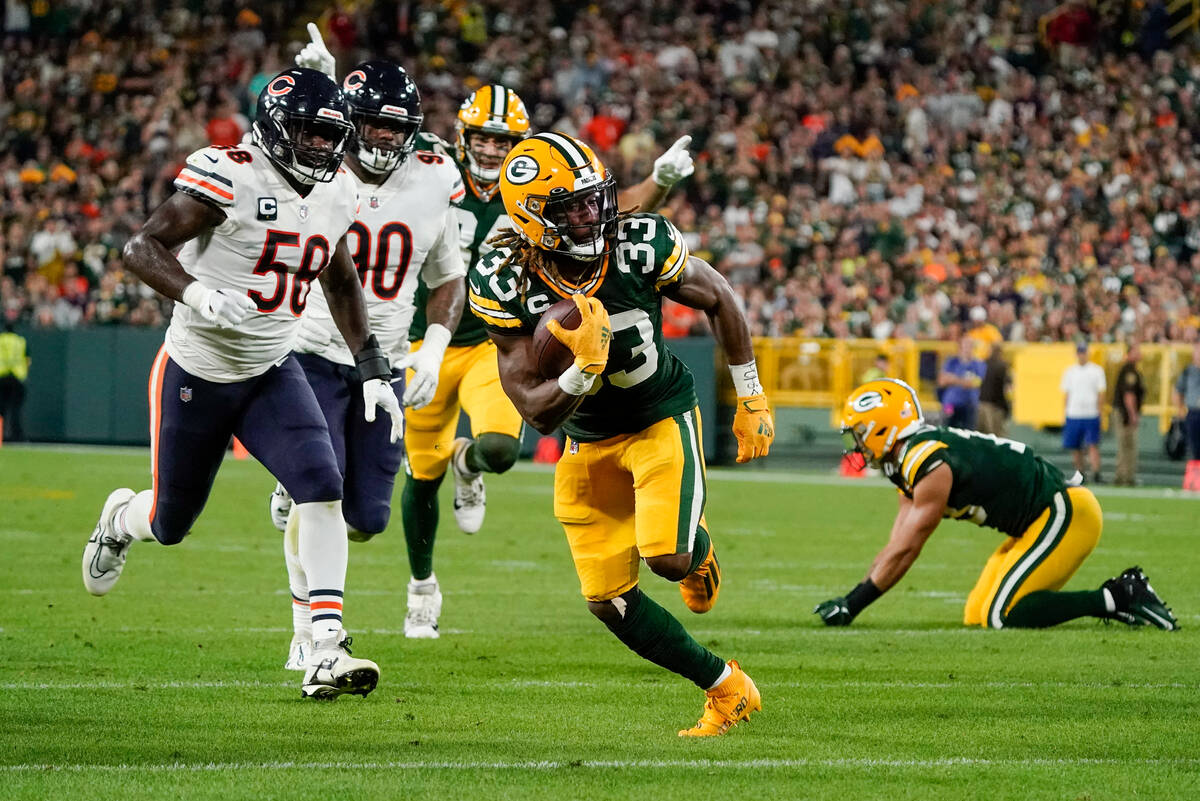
left=553, top=408, right=708, bottom=602
left=964, top=486, right=1103, bottom=628
left=404, top=340, right=523, bottom=481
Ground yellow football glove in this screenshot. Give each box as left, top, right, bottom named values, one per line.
left=733, top=394, right=774, bottom=463
left=546, top=294, right=611, bottom=375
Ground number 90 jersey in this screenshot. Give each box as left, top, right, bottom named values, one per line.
left=886, top=426, right=1069, bottom=537
left=468, top=213, right=697, bottom=442
left=302, top=152, right=467, bottom=366
left=168, top=143, right=358, bottom=382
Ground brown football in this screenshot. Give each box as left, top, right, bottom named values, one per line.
left=532, top=298, right=581, bottom=379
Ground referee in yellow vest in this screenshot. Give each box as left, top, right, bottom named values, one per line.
left=0, top=322, right=30, bottom=442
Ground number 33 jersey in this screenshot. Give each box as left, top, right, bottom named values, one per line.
left=468, top=212, right=697, bottom=442
left=302, top=152, right=467, bottom=367
left=167, top=143, right=358, bottom=382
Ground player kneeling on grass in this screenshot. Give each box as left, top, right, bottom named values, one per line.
left=815, top=378, right=1179, bottom=631
left=471, top=132, right=775, bottom=736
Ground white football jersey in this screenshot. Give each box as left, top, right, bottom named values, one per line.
left=166, top=143, right=359, bottom=382
left=302, top=151, right=467, bottom=366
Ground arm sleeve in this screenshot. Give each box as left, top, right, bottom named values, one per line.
left=173, top=149, right=236, bottom=208
left=419, top=207, right=467, bottom=289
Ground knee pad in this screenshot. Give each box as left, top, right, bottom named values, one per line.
left=474, top=433, right=520, bottom=474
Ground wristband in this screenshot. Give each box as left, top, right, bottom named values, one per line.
left=354, top=334, right=392, bottom=382
left=420, top=323, right=453, bottom=361
left=181, top=281, right=209, bottom=312
left=729, top=360, right=764, bottom=398
left=844, top=579, right=883, bottom=616
left=557, top=363, right=598, bottom=396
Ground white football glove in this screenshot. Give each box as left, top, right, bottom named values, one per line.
left=362, top=377, right=403, bottom=443
left=651, top=135, right=695, bottom=187
left=181, top=282, right=257, bottom=330
left=396, top=323, right=451, bottom=409
left=295, top=22, right=336, bottom=78
left=291, top=315, right=332, bottom=353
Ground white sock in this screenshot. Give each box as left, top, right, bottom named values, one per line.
left=455, top=440, right=480, bottom=477
left=706, top=663, right=733, bottom=691
left=1102, top=586, right=1116, bottom=614
left=282, top=507, right=311, bottom=640
left=409, top=572, right=438, bottom=589
left=297, top=500, right=348, bottom=642
left=118, top=490, right=158, bottom=542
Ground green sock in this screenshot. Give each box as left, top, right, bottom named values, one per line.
left=603, top=588, right=724, bottom=688
left=687, top=525, right=711, bottom=574
left=1003, top=589, right=1109, bottom=628
left=401, top=475, right=443, bottom=580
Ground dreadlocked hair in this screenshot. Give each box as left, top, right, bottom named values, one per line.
left=485, top=207, right=639, bottom=305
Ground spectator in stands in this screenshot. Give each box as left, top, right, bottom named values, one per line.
left=1112, top=343, right=1145, bottom=487
left=977, top=343, right=1011, bottom=437
left=1172, top=343, right=1200, bottom=461
left=1062, top=342, right=1107, bottom=484
left=860, top=352, right=889, bottom=384
left=939, top=335, right=986, bottom=429
left=0, top=321, right=30, bottom=441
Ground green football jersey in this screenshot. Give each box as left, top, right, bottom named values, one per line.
left=468, top=213, right=697, bottom=442
left=409, top=133, right=508, bottom=347
left=886, top=426, right=1069, bottom=536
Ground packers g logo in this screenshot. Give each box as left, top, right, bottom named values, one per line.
left=850, top=391, right=884, bottom=413
left=505, top=155, right=539, bottom=185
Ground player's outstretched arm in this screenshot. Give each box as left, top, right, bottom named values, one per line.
left=663, top=256, right=773, bottom=462
left=489, top=332, right=587, bottom=434
left=814, top=464, right=951, bottom=626
left=123, top=192, right=256, bottom=329
left=616, top=135, right=693, bottom=213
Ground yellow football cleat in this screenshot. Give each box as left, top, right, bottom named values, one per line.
left=678, top=660, right=761, bottom=737
left=679, top=543, right=720, bottom=613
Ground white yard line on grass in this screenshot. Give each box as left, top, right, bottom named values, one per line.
left=3, top=678, right=1195, bottom=691
left=2, top=757, right=1198, bottom=773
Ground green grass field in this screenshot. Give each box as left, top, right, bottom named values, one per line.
left=2, top=446, right=1198, bottom=800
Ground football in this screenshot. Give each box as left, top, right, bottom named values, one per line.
left=531, top=297, right=581, bottom=379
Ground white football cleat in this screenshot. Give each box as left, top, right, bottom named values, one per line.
left=82, top=488, right=136, bottom=596
left=301, top=630, right=379, bottom=699
left=404, top=576, right=443, bottom=639
left=268, top=482, right=292, bottom=533
left=283, top=634, right=312, bottom=671
left=450, top=437, right=485, bottom=534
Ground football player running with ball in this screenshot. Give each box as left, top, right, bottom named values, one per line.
left=817, top=378, right=1179, bottom=631
left=267, top=59, right=467, bottom=667
left=295, top=25, right=694, bottom=639
left=471, top=132, right=774, bottom=736
left=82, top=68, right=401, bottom=699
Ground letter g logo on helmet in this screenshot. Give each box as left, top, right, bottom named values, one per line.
left=505, top=154, right=539, bottom=185
left=850, top=391, right=884, bottom=413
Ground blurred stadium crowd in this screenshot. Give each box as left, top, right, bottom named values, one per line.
left=2, top=0, right=1199, bottom=345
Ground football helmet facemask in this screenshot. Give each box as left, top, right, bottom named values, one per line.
left=455, top=84, right=531, bottom=183
left=253, top=67, right=353, bottom=184
left=499, top=132, right=618, bottom=261
left=839, top=378, right=925, bottom=468
left=342, top=60, right=423, bottom=174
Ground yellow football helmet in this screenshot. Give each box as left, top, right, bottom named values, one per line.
left=499, top=131, right=618, bottom=260
left=455, top=84, right=531, bottom=182
left=839, top=378, right=925, bottom=467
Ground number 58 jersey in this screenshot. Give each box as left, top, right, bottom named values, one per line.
left=167, top=143, right=359, bottom=383
left=468, top=212, right=697, bottom=442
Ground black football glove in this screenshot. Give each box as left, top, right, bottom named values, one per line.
left=814, top=597, right=855, bottom=626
